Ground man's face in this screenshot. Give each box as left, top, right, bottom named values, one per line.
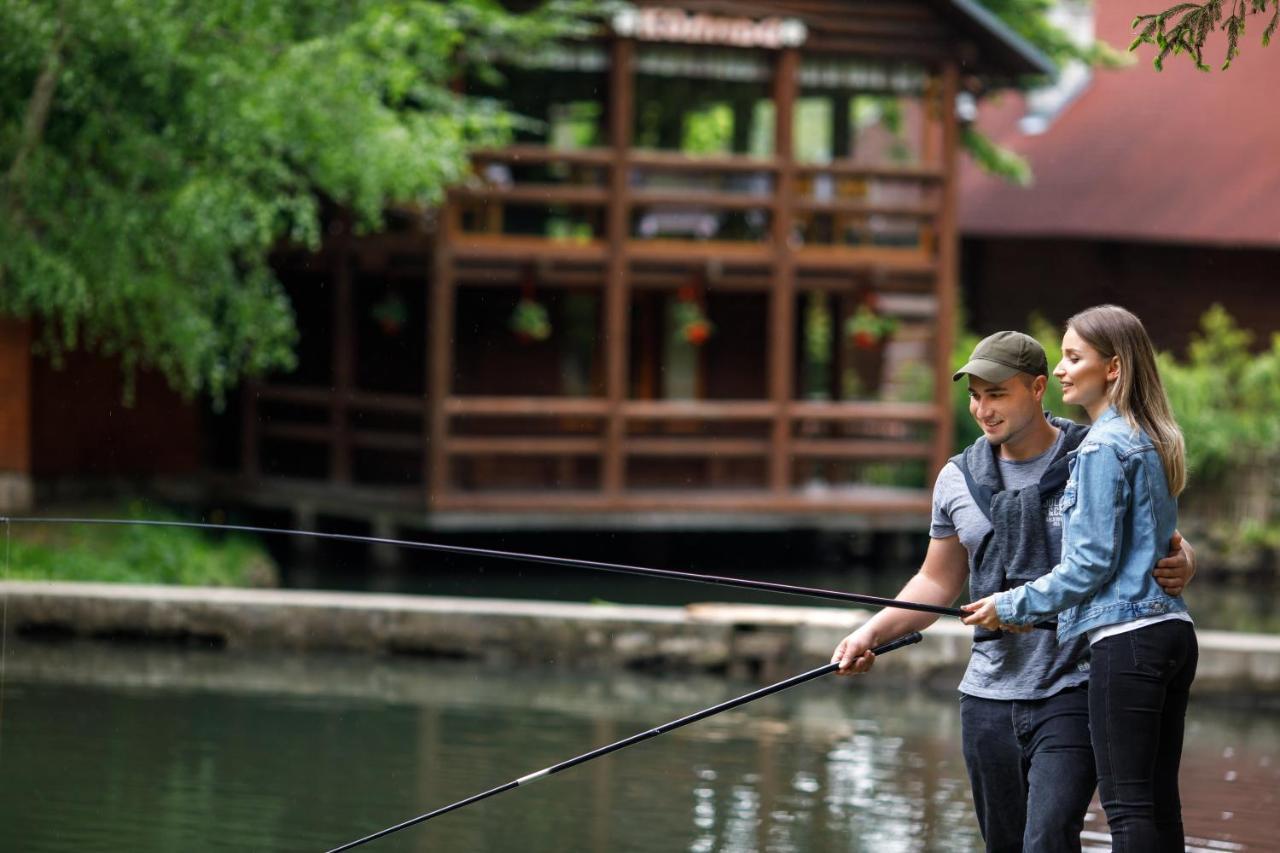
left=967, top=373, right=1045, bottom=446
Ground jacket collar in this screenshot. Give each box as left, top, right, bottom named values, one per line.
left=1093, top=405, right=1122, bottom=426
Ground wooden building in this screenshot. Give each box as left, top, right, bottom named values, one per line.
left=233, top=1, right=1051, bottom=527
left=3, top=2, right=1052, bottom=529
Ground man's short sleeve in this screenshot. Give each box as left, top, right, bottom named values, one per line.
left=930, top=461, right=964, bottom=539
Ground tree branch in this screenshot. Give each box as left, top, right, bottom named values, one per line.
left=3, top=4, right=69, bottom=205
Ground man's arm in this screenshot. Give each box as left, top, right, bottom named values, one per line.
left=1153, top=530, right=1196, bottom=597
left=832, top=534, right=969, bottom=674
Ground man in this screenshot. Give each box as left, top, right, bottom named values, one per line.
left=831, top=331, right=1195, bottom=853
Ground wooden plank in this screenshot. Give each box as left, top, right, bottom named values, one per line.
left=624, top=437, right=770, bottom=457
left=790, top=439, right=933, bottom=459
left=931, top=63, right=961, bottom=484
left=793, top=161, right=944, bottom=181
left=628, top=149, right=779, bottom=173
left=449, top=184, right=610, bottom=206
left=451, top=234, right=609, bottom=262
left=769, top=47, right=799, bottom=493
left=625, top=239, right=772, bottom=263
left=786, top=401, right=940, bottom=421
left=603, top=36, right=635, bottom=501
left=428, top=208, right=456, bottom=509
left=433, top=489, right=932, bottom=515
left=470, top=145, right=613, bottom=166
left=444, top=396, right=610, bottom=417
left=621, top=400, right=777, bottom=419
left=445, top=437, right=605, bottom=456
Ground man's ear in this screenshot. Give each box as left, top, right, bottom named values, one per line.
left=1032, top=374, right=1048, bottom=402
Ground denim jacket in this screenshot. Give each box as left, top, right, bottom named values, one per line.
left=995, top=407, right=1187, bottom=641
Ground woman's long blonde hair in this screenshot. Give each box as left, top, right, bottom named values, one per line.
left=1067, top=305, right=1186, bottom=496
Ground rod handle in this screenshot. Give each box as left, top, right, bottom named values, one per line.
left=868, top=631, right=923, bottom=656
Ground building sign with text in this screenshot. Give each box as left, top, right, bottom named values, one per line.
left=612, top=6, right=808, bottom=50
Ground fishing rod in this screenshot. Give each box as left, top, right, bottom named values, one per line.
left=325, top=630, right=924, bottom=852
left=1, top=515, right=1049, bottom=632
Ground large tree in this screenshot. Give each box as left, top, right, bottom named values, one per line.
left=0, top=0, right=592, bottom=403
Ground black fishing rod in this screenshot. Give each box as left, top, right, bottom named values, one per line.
left=1, top=515, right=1034, bottom=628
left=325, top=630, right=924, bottom=852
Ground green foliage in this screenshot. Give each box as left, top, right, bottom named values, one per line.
left=0, top=0, right=596, bottom=404
left=1131, top=0, right=1279, bottom=71
left=962, top=126, right=1033, bottom=187
left=4, top=505, right=278, bottom=586
left=964, top=1, right=1135, bottom=184
left=1159, top=305, right=1280, bottom=485
left=980, top=0, right=1134, bottom=69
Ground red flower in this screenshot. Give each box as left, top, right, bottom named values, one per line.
left=684, top=320, right=711, bottom=346
left=852, top=330, right=877, bottom=350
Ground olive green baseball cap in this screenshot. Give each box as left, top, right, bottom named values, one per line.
left=952, top=331, right=1049, bottom=383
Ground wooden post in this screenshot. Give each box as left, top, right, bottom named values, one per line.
left=603, top=37, right=634, bottom=500
left=427, top=203, right=457, bottom=510
left=769, top=47, right=799, bottom=494
left=931, top=63, right=960, bottom=483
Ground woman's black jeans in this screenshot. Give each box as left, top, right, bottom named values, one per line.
left=1089, top=619, right=1198, bottom=852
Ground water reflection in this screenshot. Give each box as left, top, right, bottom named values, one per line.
left=0, top=638, right=1274, bottom=852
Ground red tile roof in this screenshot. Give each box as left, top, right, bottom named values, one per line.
left=959, top=0, right=1280, bottom=247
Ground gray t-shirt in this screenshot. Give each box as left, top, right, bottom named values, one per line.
left=930, top=430, right=1090, bottom=700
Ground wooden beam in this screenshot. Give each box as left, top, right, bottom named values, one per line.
left=428, top=211, right=456, bottom=510
left=769, top=47, right=799, bottom=494
left=622, top=400, right=775, bottom=420
left=790, top=439, right=934, bottom=459
left=603, top=36, right=634, bottom=501
left=444, top=396, right=610, bottom=417
left=446, top=436, right=605, bottom=456
left=624, top=437, right=771, bottom=457
left=931, top=63, right=961, bottom=484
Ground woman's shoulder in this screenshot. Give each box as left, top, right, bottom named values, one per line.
left=1083, top=412, right=1152, bottom=456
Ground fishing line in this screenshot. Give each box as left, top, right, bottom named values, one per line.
left=325, top=631, right=925, bottom=852
left=1, top=515, right=1050, bottom=631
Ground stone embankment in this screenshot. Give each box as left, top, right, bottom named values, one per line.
left=2, top=581, right=1278, bottom=694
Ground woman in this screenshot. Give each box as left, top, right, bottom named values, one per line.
left=962, top=304, right=1197, bottom=852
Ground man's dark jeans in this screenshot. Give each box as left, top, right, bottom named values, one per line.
left=960, top=685, right=1095, bottom=852
left=1090, top=619, right=1198, bottom=852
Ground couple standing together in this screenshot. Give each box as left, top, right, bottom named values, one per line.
left=832, top=305, right=1199, bottom=852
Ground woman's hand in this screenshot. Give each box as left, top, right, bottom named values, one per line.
left=961, top=595, right=1003, bottom=630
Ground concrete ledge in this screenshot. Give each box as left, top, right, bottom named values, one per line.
left=1, top=581, right=1276, bottom=693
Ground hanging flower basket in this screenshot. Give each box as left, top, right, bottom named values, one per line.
left=371, top=294, right=408, bottom=336
left=510, top=296, right=552, bottom=343
left=674, top=285, right=714, bottom=346
left=844, top=301, right=897, bottom=350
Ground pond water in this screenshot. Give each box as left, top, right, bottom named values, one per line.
left=0, top=639, right=1275, bottom=852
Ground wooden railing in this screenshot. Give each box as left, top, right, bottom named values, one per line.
left=449, top=146, right=942, bottom=271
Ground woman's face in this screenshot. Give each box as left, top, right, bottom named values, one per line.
left=1055, top=326, right=1117, bottom=417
